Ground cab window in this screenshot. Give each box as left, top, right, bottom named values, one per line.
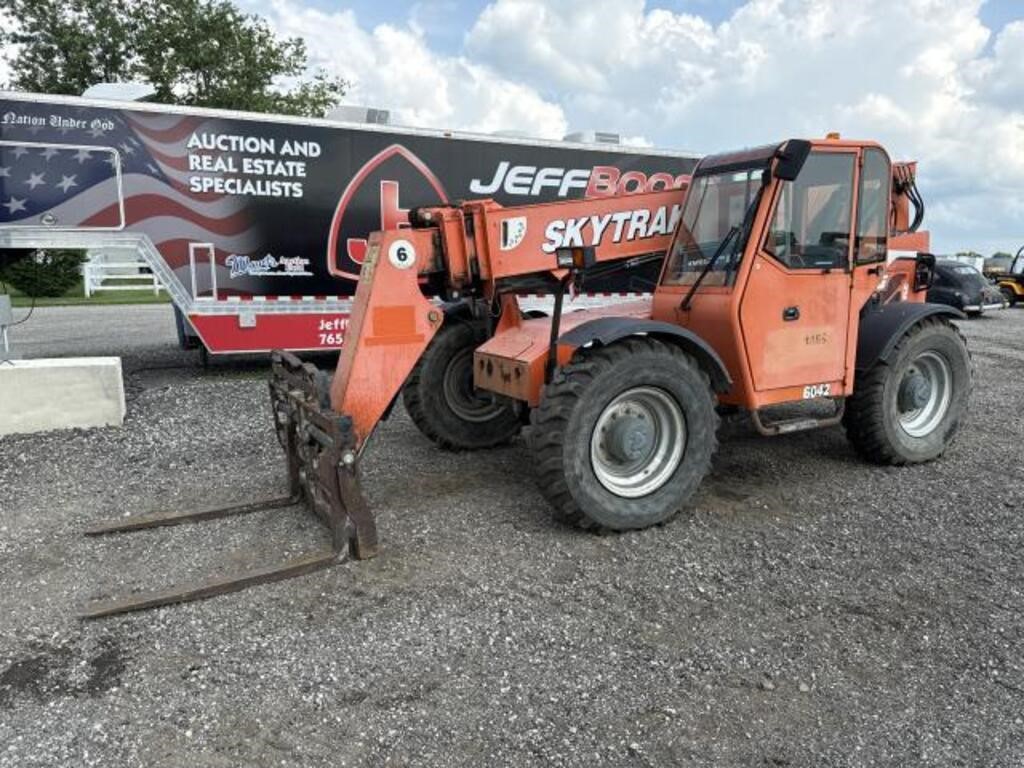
left=855, top=148, right=890, bottom=264
left=765, top=152, right=855, bottom=270
left=661, top=168, right=764, bottom=286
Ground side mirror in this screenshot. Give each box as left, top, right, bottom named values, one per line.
left=914, top=252, right=936, bottom=292
left=773, top=140, right=812, bottom=182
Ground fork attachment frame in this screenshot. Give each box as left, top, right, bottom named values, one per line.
left=78, top=351, right=378, bottom=619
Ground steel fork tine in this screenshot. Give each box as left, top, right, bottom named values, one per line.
left=79, top=548, right=343, bottom=619
left=78, top=350, right=379, bottom=619
left=84, top=495, right=302, bottom=535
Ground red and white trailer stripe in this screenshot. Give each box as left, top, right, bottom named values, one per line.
left=188, top=292, right=651, bottom=354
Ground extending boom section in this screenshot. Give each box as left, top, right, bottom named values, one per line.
left=329, top=189, right=686, bottom=448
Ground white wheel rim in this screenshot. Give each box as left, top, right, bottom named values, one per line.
left=589, top=386, right=686, bottom=498
left=897, top=350, right=953, bottom=438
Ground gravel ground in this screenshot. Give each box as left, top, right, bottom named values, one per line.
left=1, top=304, right=1023, bottom=767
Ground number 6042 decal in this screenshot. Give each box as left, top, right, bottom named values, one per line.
left=802, top=383, right=832, bottom=399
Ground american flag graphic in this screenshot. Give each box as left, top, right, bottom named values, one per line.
left=0, top=111, right=260, bottom=274
left=0, top=138, right=120, bottom=225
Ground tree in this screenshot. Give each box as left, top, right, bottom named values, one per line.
left=1, top=250, right=87, bottom=297
left=0, top=0, right=345, bottom=117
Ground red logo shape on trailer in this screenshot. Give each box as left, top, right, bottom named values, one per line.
left=326, top=144, right=449, bottom=282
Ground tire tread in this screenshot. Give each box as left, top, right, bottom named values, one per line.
left=843, top=317, right=972, bottom=465
left=402, top=322, right=520, bottom=451
left=527, top=338, right=718, bottom=530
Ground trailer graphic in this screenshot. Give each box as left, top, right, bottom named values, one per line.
left=0, top=92, right=698, bottom=353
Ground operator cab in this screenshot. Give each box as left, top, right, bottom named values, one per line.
left=652, top=138, right=896, bottom=412
left=660, top=139, right=890, bottom=289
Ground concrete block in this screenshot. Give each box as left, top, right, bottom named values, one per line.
left=0, top=357, right=126, bottom=436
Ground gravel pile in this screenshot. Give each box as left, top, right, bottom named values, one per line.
left=1, top=305, right=1022, bottom=767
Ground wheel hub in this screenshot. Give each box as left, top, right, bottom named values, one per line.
left=898, top=371, right=932, bottom=412
left=897, top=350, right=953, bottom=438
left=604, top=411, right=655, bottom=463
left=590, top=387, right=686, bottom=499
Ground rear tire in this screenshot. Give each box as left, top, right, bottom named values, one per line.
left=843, top=318, right=971, bottom=465
left=1000, top=285, right=1018, bottom=307
left=402, top=321, right=521, bottom=450
left=528, top=338, right=718, bottom=531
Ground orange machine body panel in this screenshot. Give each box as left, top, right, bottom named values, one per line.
left=890, top=231, right=930, bottom=253
left=330, top=191, right=684, bottom=442
left=330, top=229, right=444, bottom=445
left=474, top=297, right=654, bottom=406
left=468, top=138, right=929, bottom=413
left=330, top=136, right=934, bottom=442
left=649, top=138, right=923, bottom=410
left=418, top=189, right=686, bottom=289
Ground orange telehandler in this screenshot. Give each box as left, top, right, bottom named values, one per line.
left=82, top=137, right=971, bottom=618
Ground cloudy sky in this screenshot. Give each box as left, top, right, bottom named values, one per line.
left=229, top=0, right=1022, bottom=256
left=2, top=0, right=1020, bottom=254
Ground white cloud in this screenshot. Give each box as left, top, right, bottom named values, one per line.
left=5, top=0, right=1014, bottom=252
left=256, top=0, right=1023, bottom=252
left=968, top=20, right=1024, bottom=109
left=463, top=0, right=1022, bottom=254
left=258, top=0, right=567, bottom=138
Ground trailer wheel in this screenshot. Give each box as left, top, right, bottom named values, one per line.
left=402, top=321, right=521, bottom=450
left=844, top=318, right=971, bottom=465
left=528, top=338, right=718, bottom=531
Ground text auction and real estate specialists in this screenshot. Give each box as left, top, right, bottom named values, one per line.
left=186, top=131, right=320, bottom=198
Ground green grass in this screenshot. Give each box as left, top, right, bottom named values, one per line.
left=3, top=279, right=172, bottom=307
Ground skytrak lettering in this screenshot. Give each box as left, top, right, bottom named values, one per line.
left=471, top=162, right=689, bottom=199
left=542, top=204, right=683, bottom=253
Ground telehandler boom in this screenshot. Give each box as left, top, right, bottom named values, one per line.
left=82, top=137, right=971, bottom=618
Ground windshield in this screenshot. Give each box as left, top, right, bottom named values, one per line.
left=661, top=167, right=764, bottom=286
left=945, top=264, right=986, bottom=288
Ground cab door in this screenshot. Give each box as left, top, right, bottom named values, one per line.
left=738, top=149, right=858, bottom=400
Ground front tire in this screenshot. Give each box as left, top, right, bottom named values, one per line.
left=1000, top=285, right=1018, bottom=307
left=843, top=318, right=971, bottom=464
left=528, top=338, right=718, bottom=531
left=402, top=321, right=521, bottom=450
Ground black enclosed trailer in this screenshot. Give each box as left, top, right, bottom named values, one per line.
left=0, top=91, right=697, bottom=353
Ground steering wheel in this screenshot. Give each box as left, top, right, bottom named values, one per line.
left=777, top=231, right=806, bottom=268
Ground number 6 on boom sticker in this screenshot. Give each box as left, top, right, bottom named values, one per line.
left=388, top=239, right=416, bottom=270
